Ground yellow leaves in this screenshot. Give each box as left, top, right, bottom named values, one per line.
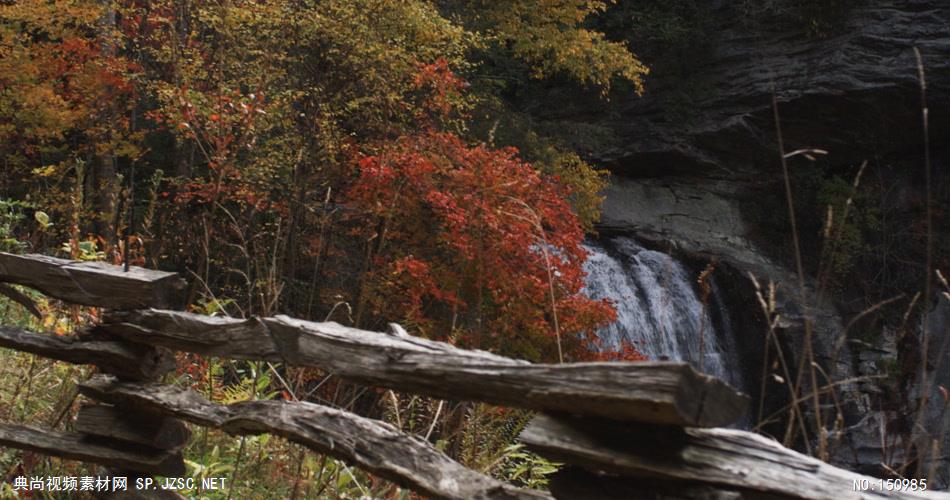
left=545, top=152, right=609, bottom=232
left=113, top=138, right=142, bottom=161
left=475, top=0, right=648, bottom=94
left=33, top=210, right=50, bottom=228
left=0, top=0, right=103, bottom=41
left=7, top=84, right=79, bottom=142
left=42, top=313, right=71, bottom=336
left=31, top=165, right=58, bottom=177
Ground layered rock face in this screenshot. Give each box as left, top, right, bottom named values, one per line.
left=598, top=0, right=950, bottom=177
left=590, top=0, right=950, bottom=485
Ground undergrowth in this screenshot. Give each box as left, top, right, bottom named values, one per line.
left=0, top=290, right=556, bottom=499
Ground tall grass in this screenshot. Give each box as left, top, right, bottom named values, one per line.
left=760, top=48, right=947, bottom=483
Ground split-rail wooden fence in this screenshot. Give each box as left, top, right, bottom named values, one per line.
left=0, top=252, right=945, bottom=499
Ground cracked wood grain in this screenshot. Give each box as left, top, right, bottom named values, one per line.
left=0, top=325, right=173, bottom=381
left=0, top=253, right=186, bottom=310
left=79, top=375, right=549, bottom=500
left=519, top=414, right=946, bottom=500
left=99, top=309, right=748, bottom=427
left=0, top=422, right=185, bottom=477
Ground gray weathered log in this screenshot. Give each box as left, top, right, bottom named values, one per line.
left=0, top=283, right=42, bottom=318
left=0, top=253, right=185, bottom=309
left=0, top=325, right=174, bottom=381
left=100, top=309, right=747, bottom=427
left=79, top=374, right=549, bottom=500
left=75, top=404, right=191, bottom=451
left=100, top=311, right=279, bottom=360
left=0, top=422, right=185, bottom=477
left=519, top=414, right=947, bottom=499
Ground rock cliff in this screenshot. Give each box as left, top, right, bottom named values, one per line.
left=589, top=0, right=950, bottom=485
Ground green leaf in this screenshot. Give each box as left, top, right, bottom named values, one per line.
left=34, top=210, right=49, bottom=227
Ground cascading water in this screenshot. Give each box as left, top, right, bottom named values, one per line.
left=583, top=237, right=744, bottom=391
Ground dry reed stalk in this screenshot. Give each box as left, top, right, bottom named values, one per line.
left=751, top=274, right=812, bottom=454
left=771, top=89, right=825, bottom=458
left=896, top=47, right=939, bottom=479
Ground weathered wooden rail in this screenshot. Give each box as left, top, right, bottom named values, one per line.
left=0, top=252, right=946, bottom=499
left=99, top=309, right=745, bottom=427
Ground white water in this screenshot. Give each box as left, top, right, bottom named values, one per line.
left=583, top=237, right=743, bottom=389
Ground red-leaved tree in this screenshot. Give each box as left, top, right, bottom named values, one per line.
left=345, top=127, right=616, bottom=362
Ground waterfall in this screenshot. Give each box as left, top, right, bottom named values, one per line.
left=583, top=237, right=743, bottom=390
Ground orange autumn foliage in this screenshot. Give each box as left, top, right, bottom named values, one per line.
left=346, top=128, right=617, bottom=362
